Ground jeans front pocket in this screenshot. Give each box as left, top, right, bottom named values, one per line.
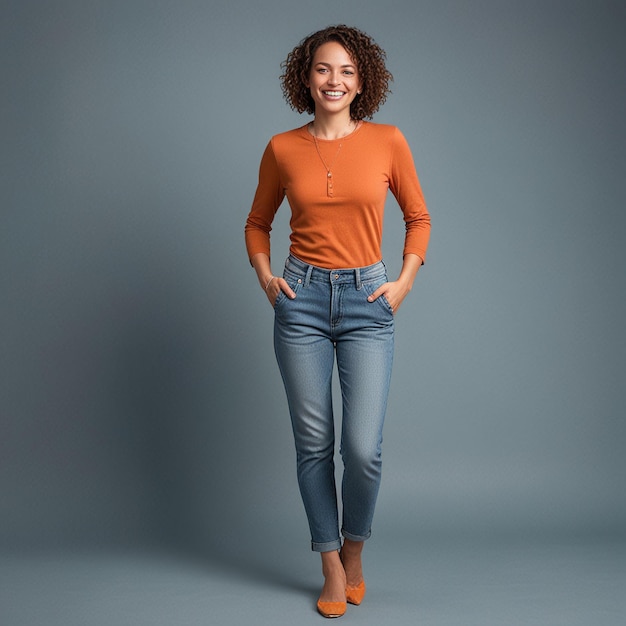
left=273, top=271, right=302, bottom=310
left=361, top=277, right=394, bottom=317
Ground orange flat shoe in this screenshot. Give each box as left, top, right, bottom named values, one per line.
left=316, top=600, right=347, bottom=618
left=346, top=580, right=366, bottom=605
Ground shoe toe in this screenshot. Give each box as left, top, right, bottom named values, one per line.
left=345, top=580, right=366, bottom=605
left=316, top=600, right=347, bottom=618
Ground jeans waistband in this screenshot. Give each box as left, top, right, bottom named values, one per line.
left=284, top=254, right=387, bottom=288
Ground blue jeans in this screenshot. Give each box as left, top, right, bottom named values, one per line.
left=274, top=255, right=394, bottom=552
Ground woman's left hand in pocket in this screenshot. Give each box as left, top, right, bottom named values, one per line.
left=367, top=280, right=410, bottom=314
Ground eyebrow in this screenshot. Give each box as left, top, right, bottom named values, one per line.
left=315, top=62, right=356, bottom=69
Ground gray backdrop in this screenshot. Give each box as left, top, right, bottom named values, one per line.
left=2, top=0, right=624, bottom=561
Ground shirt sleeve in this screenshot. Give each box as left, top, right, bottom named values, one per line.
left=244, top=139, right=286, bottom=262
left=388, top=127, right=431, bottom=263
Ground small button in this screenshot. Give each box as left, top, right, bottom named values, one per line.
left=297, top=279, right=302, bottom=284
left=334, top=274, right=339, bottom=279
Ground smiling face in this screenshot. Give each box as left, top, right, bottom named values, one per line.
left=307, top=41, right=362, bottom=119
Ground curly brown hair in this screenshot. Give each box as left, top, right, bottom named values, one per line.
left=280, top=25, right=393, bottom=120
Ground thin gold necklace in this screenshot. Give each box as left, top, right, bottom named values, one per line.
left=311, top=120, right=357, bottom=198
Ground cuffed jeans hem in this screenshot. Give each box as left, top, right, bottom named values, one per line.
left=342, top=528, right=372, bottom=543
left=311, top=539, right=342, bottom=553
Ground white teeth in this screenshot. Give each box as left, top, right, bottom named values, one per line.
left=324, top=91, right=344, bottom=97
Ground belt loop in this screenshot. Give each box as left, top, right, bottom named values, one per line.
left=355, top=267, right=362, bottom=290
left=304, top=264, right=313, bottom=287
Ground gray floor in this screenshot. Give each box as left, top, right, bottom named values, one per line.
left=1, top=535, right=624, bottom=626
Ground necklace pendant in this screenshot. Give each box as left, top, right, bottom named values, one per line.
left=327, top=173, right=334, bottom=197
left=327, top=171, right=332, bottom=178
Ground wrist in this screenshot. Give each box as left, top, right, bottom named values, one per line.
left=396, top=274, right=414, bottom=292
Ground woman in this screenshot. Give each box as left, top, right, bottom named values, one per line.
left=244, top=25, right=430, bottom=618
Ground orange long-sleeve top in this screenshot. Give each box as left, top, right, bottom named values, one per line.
left=245, top=121, right=430, bottom=270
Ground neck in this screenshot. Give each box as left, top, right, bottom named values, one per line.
left=311, top=113, right=357, bottom=140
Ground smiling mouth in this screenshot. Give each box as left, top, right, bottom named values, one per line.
left=323, top=91, right=345, bottom=97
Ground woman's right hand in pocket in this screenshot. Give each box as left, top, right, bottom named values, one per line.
left=266, top=276, right=296, bottom=307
